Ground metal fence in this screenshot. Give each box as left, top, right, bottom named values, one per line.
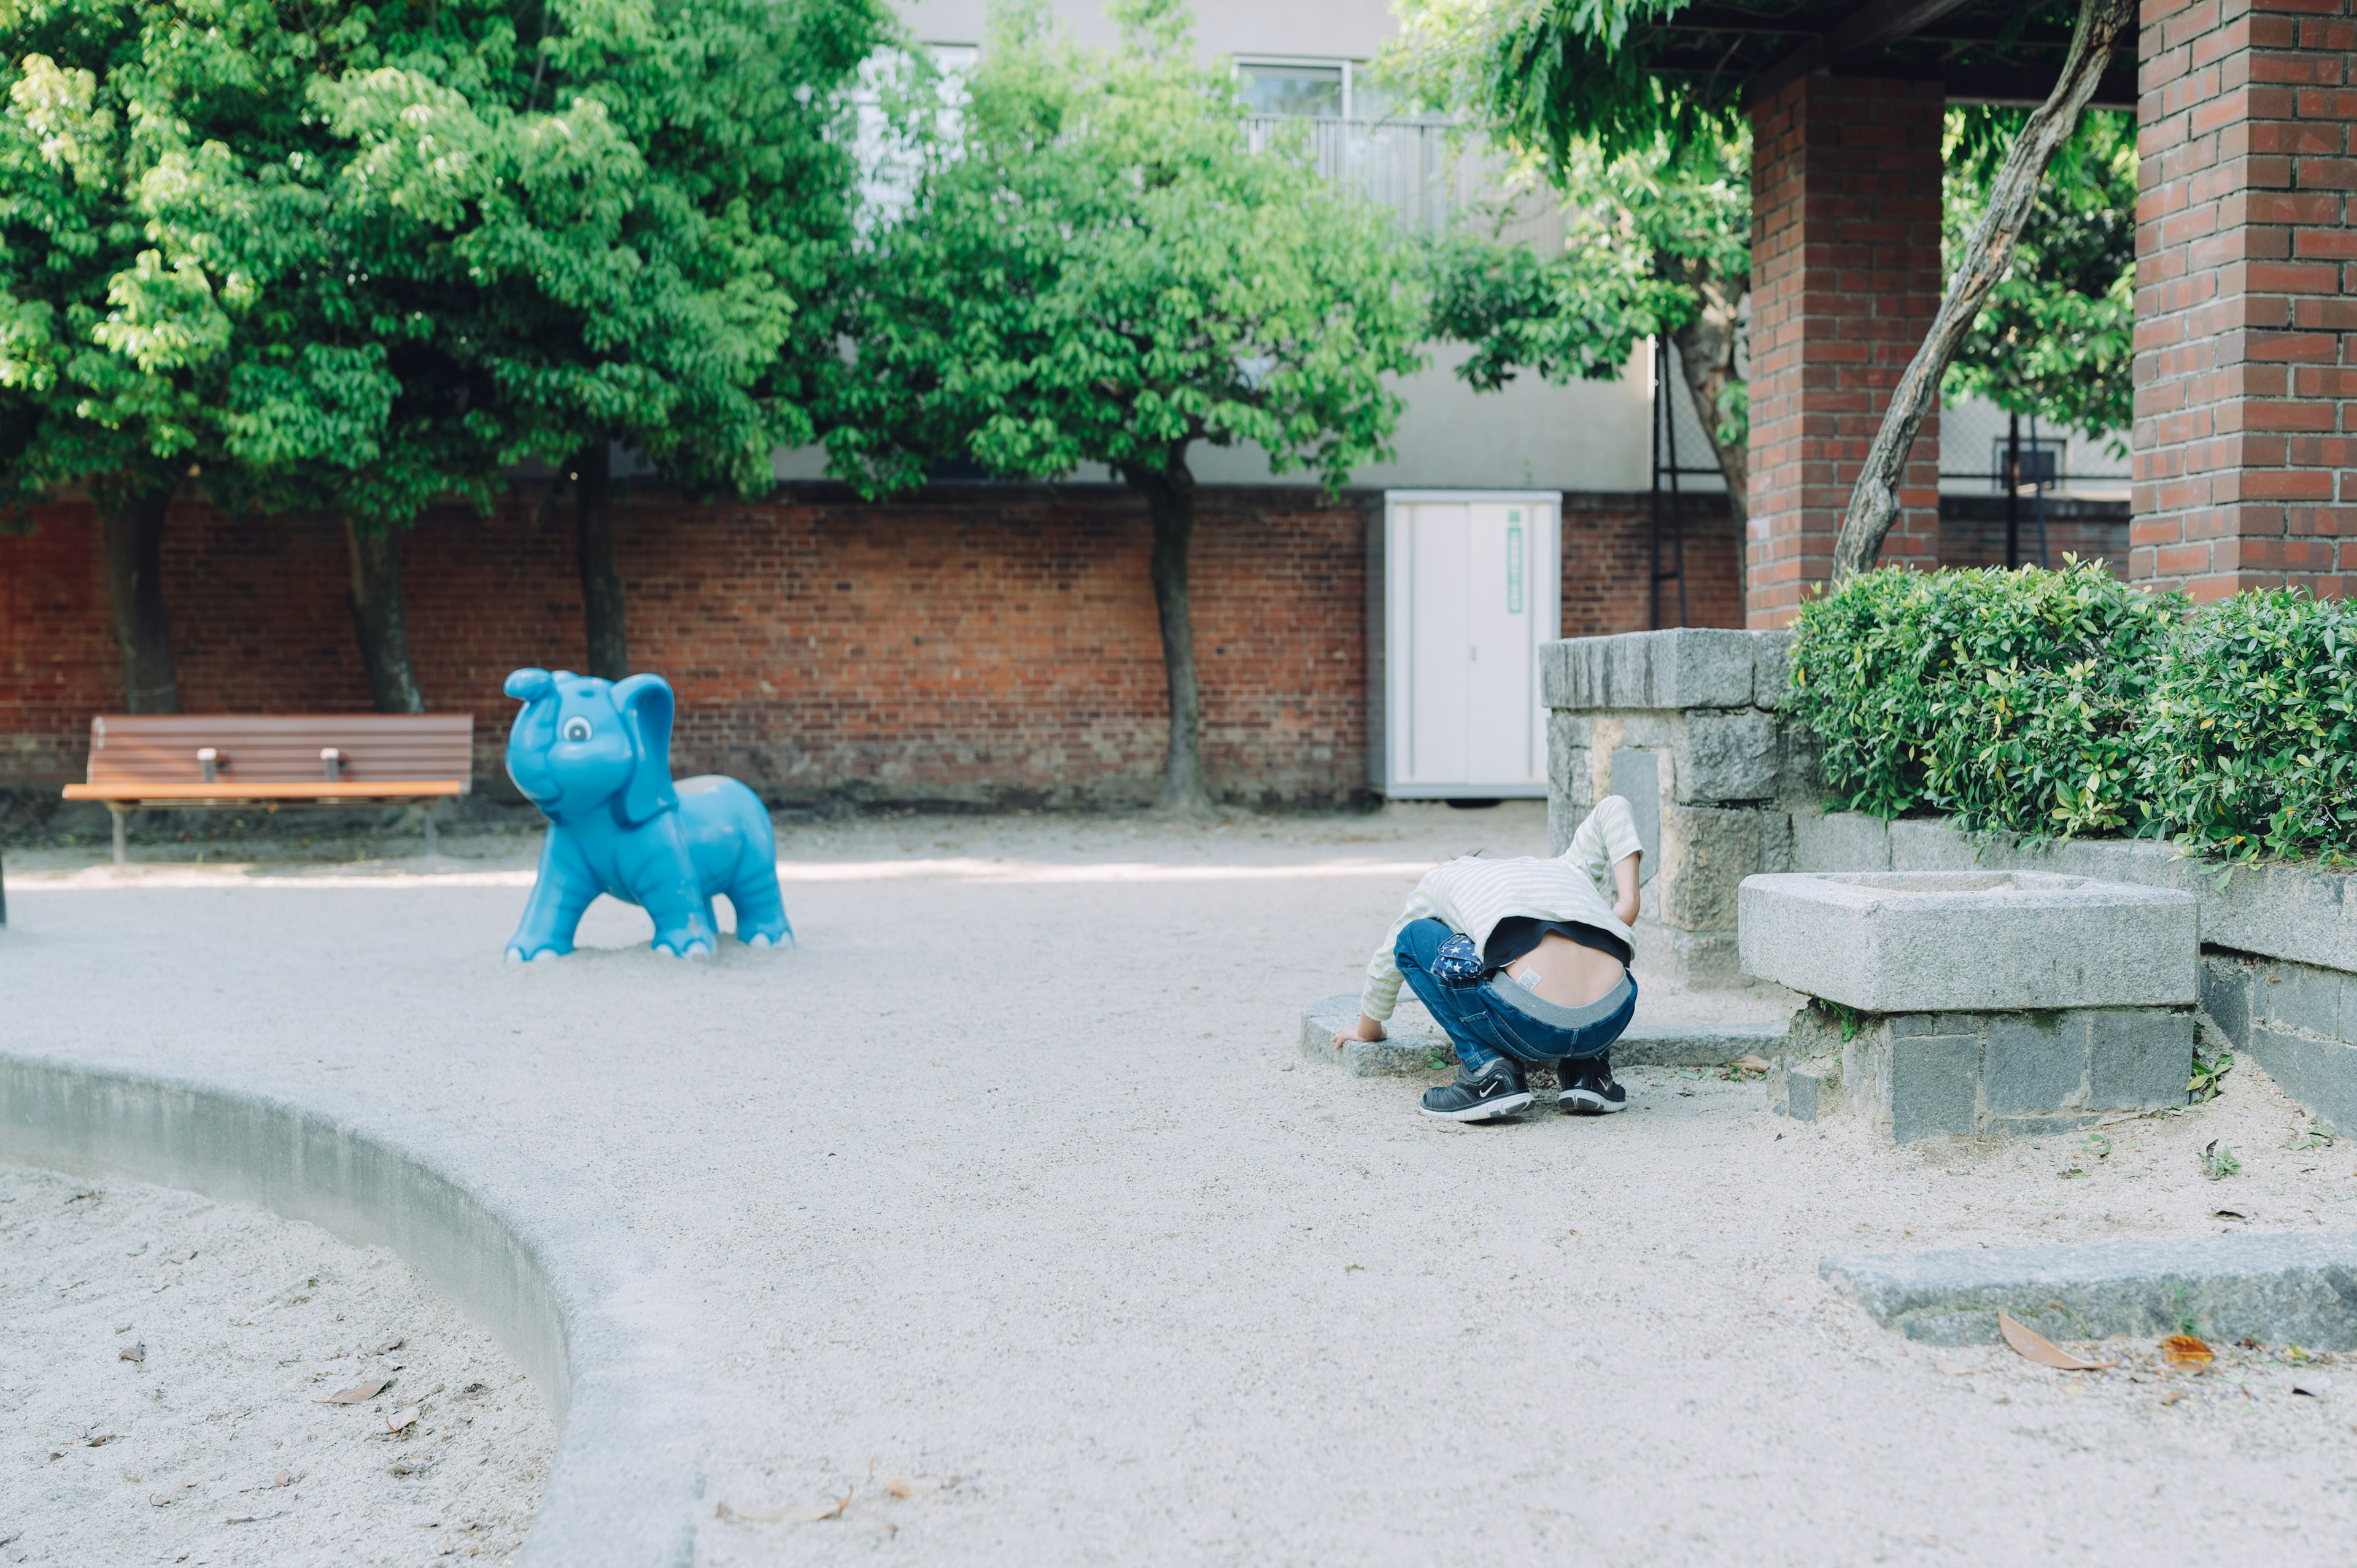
left=1241, top=115, right=1565, bottom=249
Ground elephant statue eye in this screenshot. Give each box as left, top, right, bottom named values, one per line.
left=562, top=718, right=591, bottom=742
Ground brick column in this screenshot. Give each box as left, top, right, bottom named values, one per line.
left=2134, top=0, right=2357, bottom=600
left=1746, top=77, right=1948, bottom=627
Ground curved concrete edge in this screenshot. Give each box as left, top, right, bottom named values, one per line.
left=0, top=1047, right=702, bottom=1567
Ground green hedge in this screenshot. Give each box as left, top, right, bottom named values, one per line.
left=1787, top=564, right=2357, bottom=863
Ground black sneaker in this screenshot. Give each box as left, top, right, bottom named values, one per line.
left=1559, top=1059, right=1628, bottom=1115
left=1420, top=1059, right=1534, bottom=1121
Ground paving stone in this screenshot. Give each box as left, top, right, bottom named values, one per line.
left=1752, top=630, right=1795, bottom=711
left=2245, top=1025, right=2357, bottom=1137
left=1611, top=749, right=1662, bottom=867
left=1657, top=804, right=1760, bottom=933
left=2200, top=954, right=2253, bottom=1048
left=1540, top=629, right=1760, bottom=711
left=2086, top=1008, right=2197, bottom=1110
left=1790, top=808, right=1892, bottom=874
left=2261, top=961, right=2343, bottom=1040
left=1888, top=1033, right=1980, bottom=1141
left=1672, top=710, right=1781, bottom=804
left=1781, top=1063, right=1835, bottom=1121
left=1738, top=870, right=2199, bottom=1012
left=1821, top=1231, right=2357, bottom=1347
left=1982, top=1013, right=2087, bottom=1116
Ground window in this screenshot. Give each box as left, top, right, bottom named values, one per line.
left=1237, top=58, right=1345, bottom=118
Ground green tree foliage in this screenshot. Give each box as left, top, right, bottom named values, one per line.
left=832, top=0, right=1426, bottom=811
left=2, top=0, right=889, bottom=709
left=1941, top=107, right=2135, bottom=445
left=1388, top=0, right=1736, bottom=163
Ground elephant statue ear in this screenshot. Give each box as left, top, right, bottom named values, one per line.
left=611, top=673, right=679, bottom=827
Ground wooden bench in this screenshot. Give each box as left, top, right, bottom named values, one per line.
left=64, top=714, right=476, bottom=863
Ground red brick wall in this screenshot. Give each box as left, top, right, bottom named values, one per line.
left=2133, top=0, right=2357, bottom=600
left=1, top=485, right=1733, bottom=806
left=1747, top=76, right=1947, bottom=627
left=1561, top=492, right=1743, bottom=636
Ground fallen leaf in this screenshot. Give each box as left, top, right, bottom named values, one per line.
left=2294, top=1386, right=2323, bottom=1399
left=1997, top=1311, right=2118, bottom=1370
left=1730, top=1054, right=1775, bottom=1073
left=375, top=1337, right=404, bottom=1355
left=880, top=1477, right=942, bottom=1499
left=86, top=1434, right=118, bottom=1447
left=314, top=1377, right=391, bottom=1405
left=165, top=1250, right=196, bottom=1265
left=719, top=1490, right=854, bottom=1525
left=385, top=1405, right=420, bottom=1433
left=2214, top=1210, right=2245, bottom=1220
left=2161, top=1334, right=2215, bottom=1367
left=274, top=1470, right=293, bottom=1488
left=2158, top=1389, right=2185, bottom=1406
left=118, top=1343, right=145, bottom=1364
left=1932, top=1358, right=1973, bottom=1376
left=149, top=1484, right=188, bottom=1507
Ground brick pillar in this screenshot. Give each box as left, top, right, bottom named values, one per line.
left=1746, top=77, right=1948, bottom=627
left=2134, top=0, right=2357, bottom=600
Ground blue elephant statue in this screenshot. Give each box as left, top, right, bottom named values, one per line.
left=501, top=668, right=791, bottom=960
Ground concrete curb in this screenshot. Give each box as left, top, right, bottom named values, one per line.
left=1821, top=1232, right=2357, bottom=1348
left=0, top=1047, right=703, bottom=1567
left=1299, top=993, right=1787, bottom=1076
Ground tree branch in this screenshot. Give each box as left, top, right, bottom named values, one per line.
left=1829, top=0, right=2135, bottom=582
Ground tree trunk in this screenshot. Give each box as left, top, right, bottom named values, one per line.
left=101, top=481, right=181, bottom=714
left=575, top=441, right=628, bottom=680
left=1830, top=0, right=2135, bottom=581
left=1669, top=278, right=1748, bottom=604
left=1126, top=451, right=1212, bottom=815
left=345, top=520, right=425, bottom=714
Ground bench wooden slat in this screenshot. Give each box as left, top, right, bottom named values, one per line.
left=64, top=781, right=468, bottom=803
left=83, top=714, right=474, bottom=790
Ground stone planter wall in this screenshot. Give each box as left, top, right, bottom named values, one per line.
left=1542, top=626, right=2357, bottom=1127
left=1540, top=629, right=1817, bottom=988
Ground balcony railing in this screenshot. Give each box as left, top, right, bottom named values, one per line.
left=1242, top=115, right=1564, bottom=249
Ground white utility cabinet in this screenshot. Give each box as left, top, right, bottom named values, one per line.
left=1369, top=490, right=1561, bottom=798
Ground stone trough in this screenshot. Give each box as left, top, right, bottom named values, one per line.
left=1738, top=870, right=2200, bottom=1140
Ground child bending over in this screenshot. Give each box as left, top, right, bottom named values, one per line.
left=1336, top=795, right=1644, bottom=1120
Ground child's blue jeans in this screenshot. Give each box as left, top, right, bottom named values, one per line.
left=1393, top=917, right=1637, bottom=1072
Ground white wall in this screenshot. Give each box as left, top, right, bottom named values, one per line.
left=776, top=344, right=1657, bottom=491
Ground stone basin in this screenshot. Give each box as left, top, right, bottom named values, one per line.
left=1737, top=868, right=2199, bottom=1013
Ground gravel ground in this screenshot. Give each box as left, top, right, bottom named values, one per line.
left=0, top=1162, right=550, bottom=1567
left=7, top=800, right=2357, bottom=1565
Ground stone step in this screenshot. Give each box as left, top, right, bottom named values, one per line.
left=1298, top=992, right=1789, bottom=1078
left=1822, top=1232, right=2357, bottom=1349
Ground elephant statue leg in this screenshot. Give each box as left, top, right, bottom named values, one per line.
left=727, top=859, right=793, bottom=949
left=625, top=819, right=718, bottom=959
left=508, top=833, right=598, bottom=962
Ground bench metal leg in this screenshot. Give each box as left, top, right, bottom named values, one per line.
left=110, top=807, right=127, bottom=866
left=422, top=804, right=438, bottom=859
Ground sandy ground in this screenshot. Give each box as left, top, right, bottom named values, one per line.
left=0, top=1162, right=551, bottom=1567
left=7, top=800, right=2357, bottom=1565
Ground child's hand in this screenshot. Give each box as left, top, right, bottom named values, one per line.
left=1331, top=1014, right=1385, bottom=1048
